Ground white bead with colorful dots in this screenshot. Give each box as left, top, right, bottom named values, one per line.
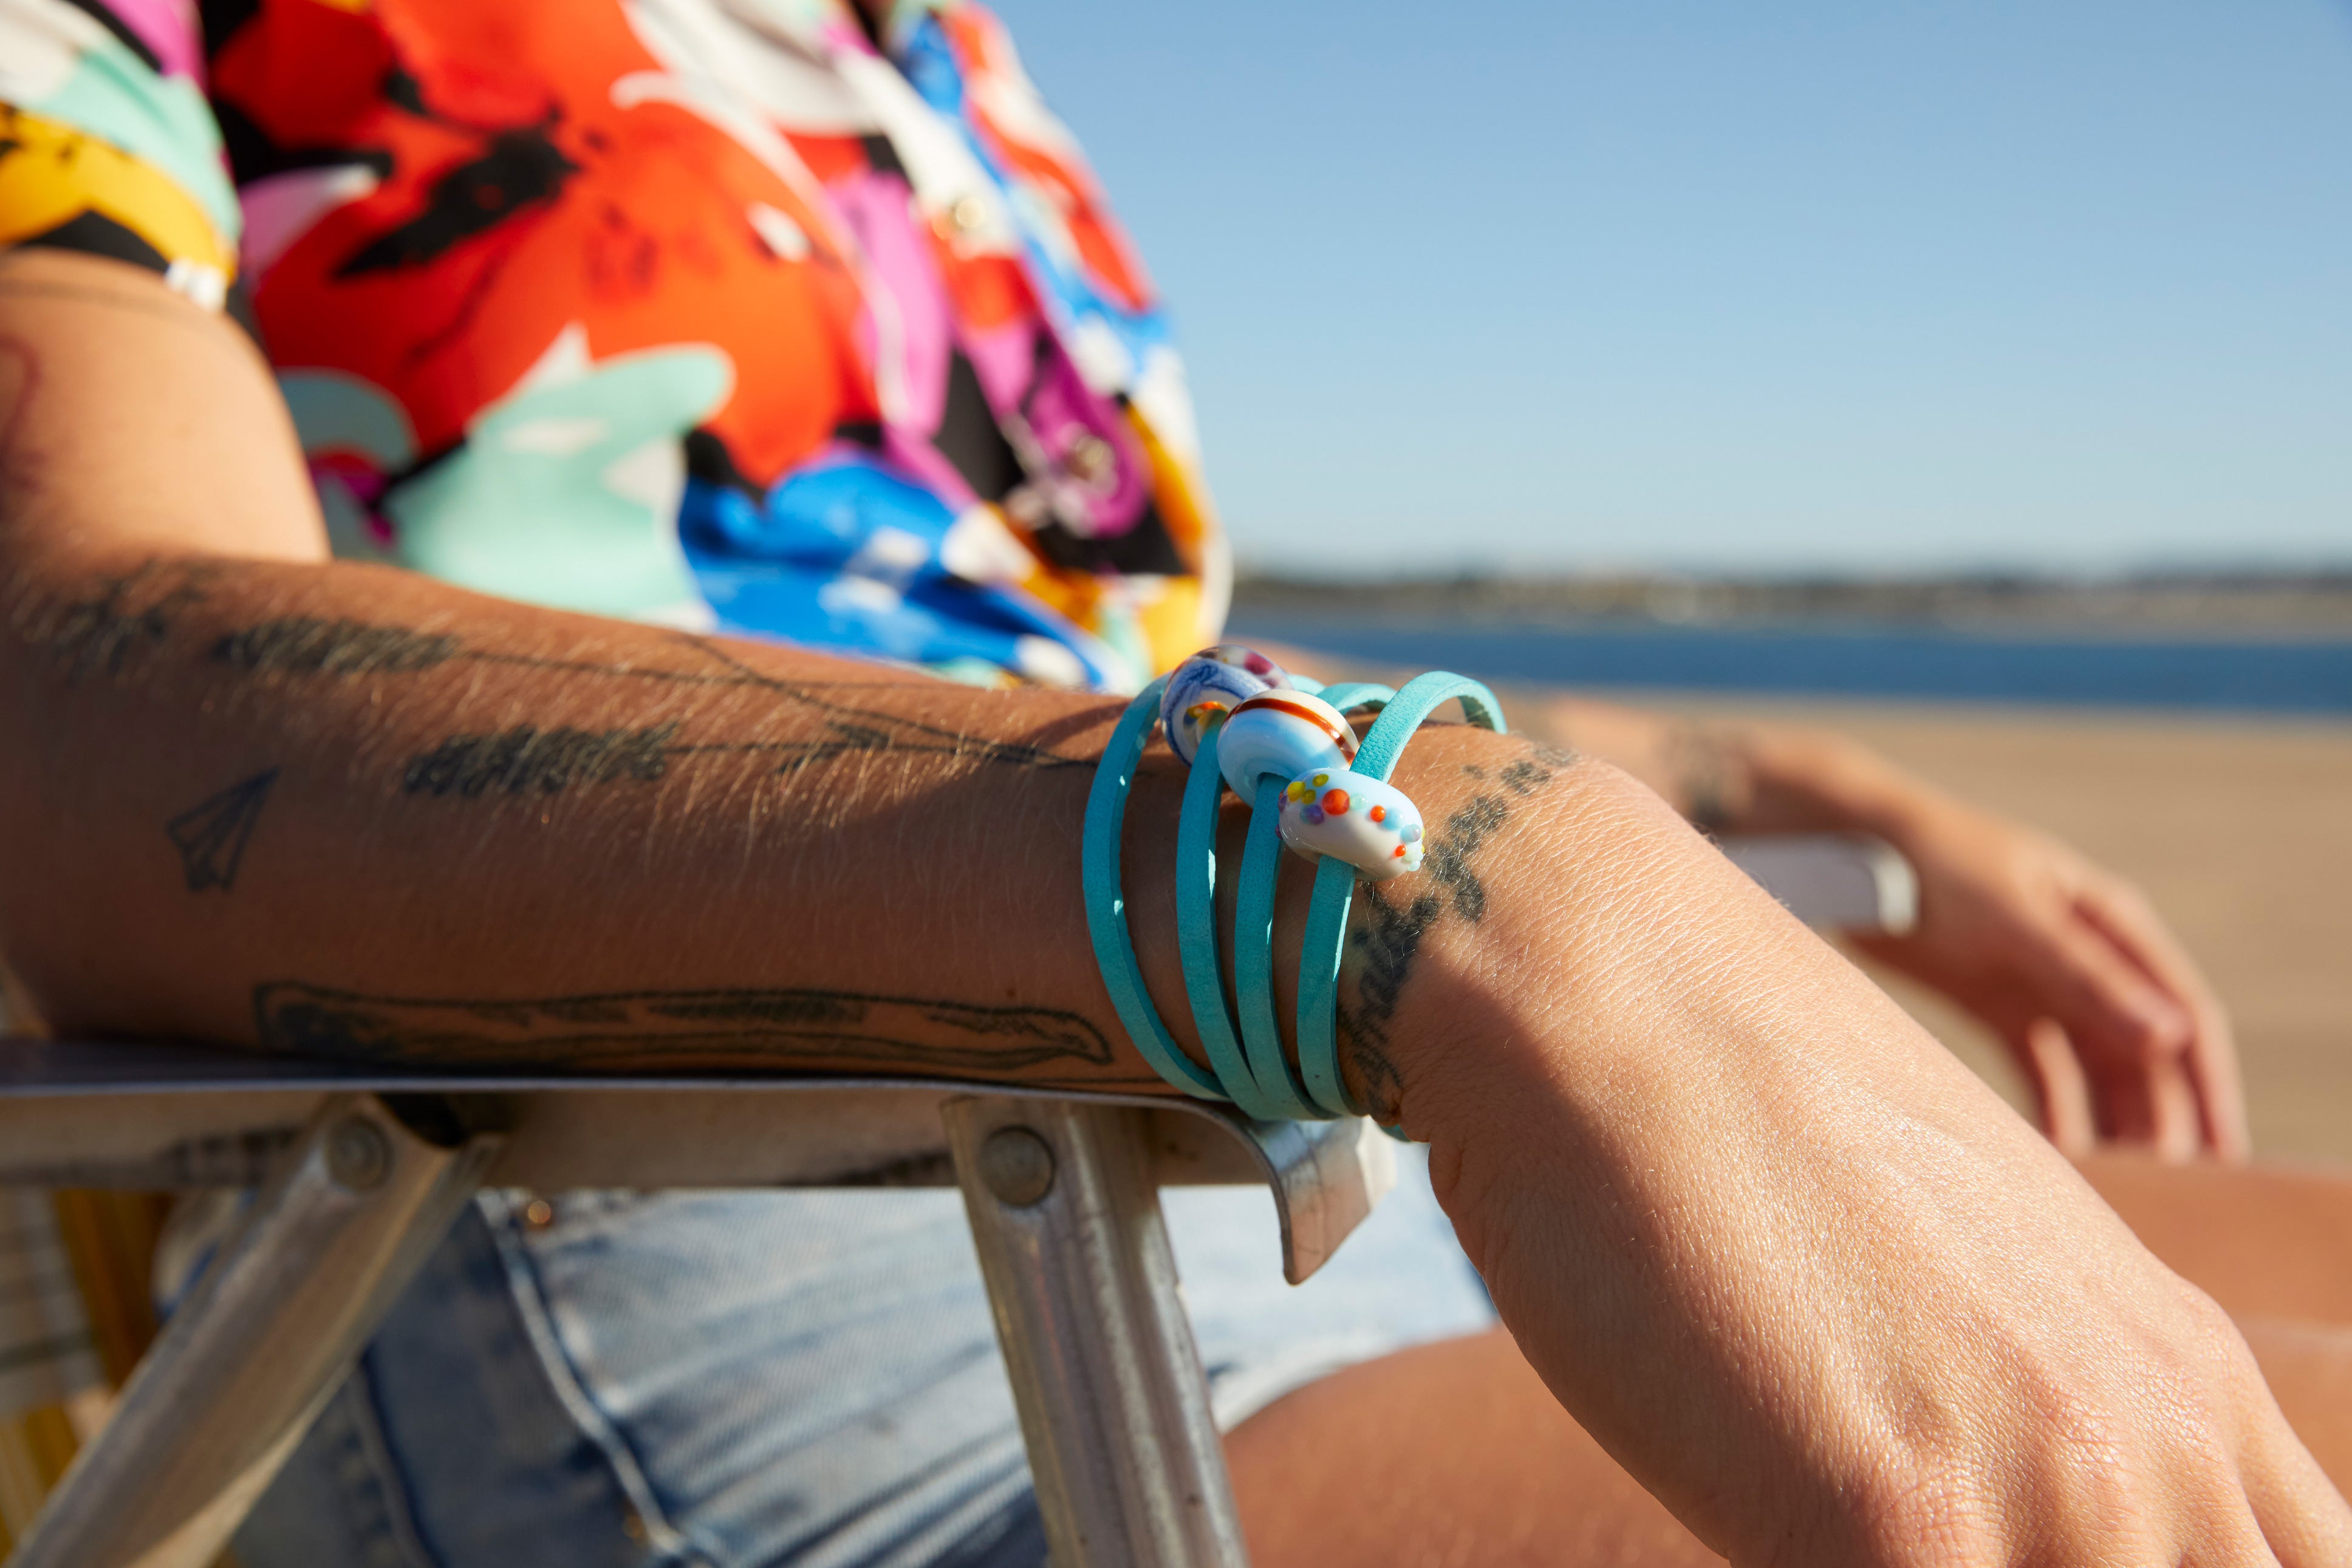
left=1276, top=768, right=1424, bottom=881
left=1215, top=689, right=1358, bottom=796
left=1159, top=644, right=1294, bottom=766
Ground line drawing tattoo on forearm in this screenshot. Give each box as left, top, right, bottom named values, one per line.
left=403, top=723, right=680, bottom=797
left=214, top=617, right=459, bottom=676
left=1336, top=742, right=1575, bottom=1121
left=251, top=981, right=1118, bottom=1076
left=18, top=559, right=212, bottom=681
left=166, top=768, right=278, bottom=892
left=214, top=614, right=1090, bottom=784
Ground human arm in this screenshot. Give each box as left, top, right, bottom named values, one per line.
left=0, top=250, right=1219, bottom=1084
left=1250, top=636, right=2248, bottom=1162
left=1383, top=765, right=2339, bottom=1562
left=5, top=252, right=2345, bottom=1566
left=1551, top=695, right=2247, bottom=1163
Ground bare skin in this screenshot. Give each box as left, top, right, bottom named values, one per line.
left=1253, top=650, right=2248, bottom=1163
left=1229, top=1156, right=2352, bottom=1567
left=4, top=248, right=2347, bottom=1565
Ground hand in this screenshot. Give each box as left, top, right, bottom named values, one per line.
left=1853, top=788, right=2247, bottom=1162
left=1503, top=694, right=2246, bottom=1160
left=1368, top=737, right=2349, bottom=1564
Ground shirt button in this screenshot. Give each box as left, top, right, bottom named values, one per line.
left=949, top=195, right=989, bottom=233
left=521, top=1196, right=556, bottom=1230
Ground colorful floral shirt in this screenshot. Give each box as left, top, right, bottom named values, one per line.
left=0, top=0, right=1226, bottom=690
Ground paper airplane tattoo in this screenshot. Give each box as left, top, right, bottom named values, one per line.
left=166, top=769, right=279, bottom=893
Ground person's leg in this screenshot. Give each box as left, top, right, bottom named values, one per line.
left=2241, top=1318, right=2352, bottom=1483
left=1230, top=1157, right=2352, bottom=1568
left=2076, top=1154, right=2352, bottom=1329
left=1227, top=1329, right=1722, bottom=1568
left=2078, top=1154, right=2352, bottom=1489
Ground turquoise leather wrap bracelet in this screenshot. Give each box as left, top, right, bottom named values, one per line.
left=1081, top=654, right=1505, bottom=1122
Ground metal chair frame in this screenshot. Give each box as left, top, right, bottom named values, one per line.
left=0, top=1046, right=1394, bottom=1568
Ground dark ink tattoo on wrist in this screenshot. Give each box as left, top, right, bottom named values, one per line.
left=1340, top=884, right=1444, bottom=1123
left=1497, top=743, right=1576, bottom=799
left=1331, top=742, right=1576, bottom=1122
left=166, top=768, right=278, bottom=892
left=251, top=981, right=1117, bottom=1077
left=1423, top=796, right=1507, bottom=923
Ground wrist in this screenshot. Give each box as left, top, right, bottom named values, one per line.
left=1325, top=726, right=1647, bottom=1132
left=1729, top=724, right=1951, bottom=846
left=1112, top=694, right=1557, bottom=1115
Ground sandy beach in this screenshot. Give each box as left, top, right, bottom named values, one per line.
left=1627, top=695, right=2352, bottom=1167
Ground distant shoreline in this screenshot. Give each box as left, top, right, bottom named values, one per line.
left=1220, top=618, right=2352, bottom=715
left=1233, top=570, right=2352, bottom=637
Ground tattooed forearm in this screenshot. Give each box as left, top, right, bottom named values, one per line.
left=251, top=982, right=1117, bottom=1076
left=670, top=724, right=1012, bottom=774
left=403, top=723, right=680, bottom=797
left=1336, top=743, right=1575, bottom=1121
left=214, top=613, right=1089, bottom=775
left=659, top=633, right=1089, bottom=771
left=397, top=710, right=1083, bottom=799
left=214, top=616, right=461, bottom=675
left=16, top=558, right=211, bottom=680
left=165, top=768, right=278, bottom=891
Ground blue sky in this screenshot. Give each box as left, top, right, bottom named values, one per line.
left=994, top=0, right=2352, bottom=576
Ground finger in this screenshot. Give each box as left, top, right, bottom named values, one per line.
left=2074, top=884, right=2251, bottom=1161
left=2017, top=918, right=2208, bottom=1154
left=2241, top=1404, right=2352, bottom=1567
left=2187, top=1303, right=2352, bottom=1567
left=2020, top=1017, right=2097, bottom=1158
left=2192, top=1004, right=2253, bottom=1164
left=2071, top=1032, right=2201, bottom=1156
left=2144, top=1050, right=2202, bottom=1163
left=2031, top=916, right=2195, bottom=1073
left=1981, top=991, right=2164, bottom=1155
left=2082, top=1042, right=2163, bottom=1148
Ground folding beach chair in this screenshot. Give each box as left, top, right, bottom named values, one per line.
left=0, top=833, right=1910, bottom=1568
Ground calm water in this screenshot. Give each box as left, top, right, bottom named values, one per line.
left=1228, top=618, right=2352, bottom=716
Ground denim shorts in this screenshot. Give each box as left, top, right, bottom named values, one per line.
left=231, top=1147, right=1493, bottom=1568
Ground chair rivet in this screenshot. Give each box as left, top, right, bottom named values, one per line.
left=979, top=1126, right=1055, bottom=1207
left=324, top=1117, right=391, bottom=1192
